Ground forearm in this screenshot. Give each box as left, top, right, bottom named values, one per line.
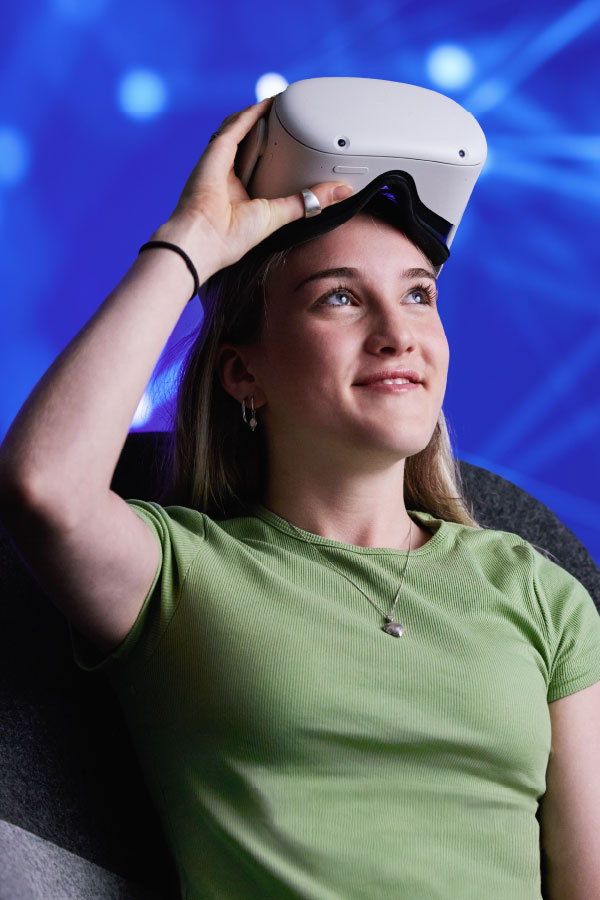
left=0, top=217, right=215, bottom=516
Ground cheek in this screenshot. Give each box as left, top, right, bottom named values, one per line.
left=429, top=320, right=450, bottom=368
left=421, top=322, right=449, bottom=404
left=440, top=334, right=450, bottom=371
left=260, top=322, right=349, bottom=389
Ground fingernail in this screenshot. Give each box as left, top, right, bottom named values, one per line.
left=333, top=184, right=354, bottom=202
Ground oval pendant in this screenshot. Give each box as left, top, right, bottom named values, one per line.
left=382, top=620, right=404, bottom=637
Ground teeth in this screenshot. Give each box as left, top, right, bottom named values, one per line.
left=380, top=378, right=411, bottom=384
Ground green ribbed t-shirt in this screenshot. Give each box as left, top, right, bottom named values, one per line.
left=74, top=502, right=600, bottom=900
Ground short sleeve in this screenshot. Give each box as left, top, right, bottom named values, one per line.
left=531, top=547, right=600, bottom=702
left=70, top=500, right=206, bottom=674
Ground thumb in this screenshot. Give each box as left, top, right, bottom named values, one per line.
left=264, top=181, right=355, bottom=235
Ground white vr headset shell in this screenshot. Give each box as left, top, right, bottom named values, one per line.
left=235, top=77, right=487, bottom=266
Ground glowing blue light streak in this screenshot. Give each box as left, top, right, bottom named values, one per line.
left=481, top=326, right=600, bottom=460
left=492, top=134, right=600, bottom=162
left=458, top=451, right=600, bottom=540
left=515, top=403, right=600, bottom=473
left=466, top=0, right=600, bottom=114
left=52, top=0, right=109, bottom=20
left=485, top=152, right=600, bottom=206
left=130, top=359, right=184, bottom=429
left=0, top=127, right=31, bottom=185
left=131, top=391, right=154, bottom=428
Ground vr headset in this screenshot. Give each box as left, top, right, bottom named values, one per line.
left=234, top=77, right=487, bottom=267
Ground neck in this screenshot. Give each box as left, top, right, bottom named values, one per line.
left=263, top=446, right=430, bottom=551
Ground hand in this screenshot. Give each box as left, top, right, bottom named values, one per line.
left=162, top=96, right=354, bottom=273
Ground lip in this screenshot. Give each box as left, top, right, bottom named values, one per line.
left=353, top=369, right=423, bottom=387
left=355, top=381, right=421, bottom=394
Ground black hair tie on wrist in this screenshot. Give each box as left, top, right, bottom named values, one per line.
left=138, top=240, right=200, bottom=302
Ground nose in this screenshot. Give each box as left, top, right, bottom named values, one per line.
left=363, top=307, right=416, bottom=356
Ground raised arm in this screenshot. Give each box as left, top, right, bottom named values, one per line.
left=0, top=96, right=352, bottom=652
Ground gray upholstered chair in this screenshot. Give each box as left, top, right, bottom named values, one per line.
left=1, top=431, right=599, bottom=900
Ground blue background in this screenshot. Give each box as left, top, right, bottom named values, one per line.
left=2, top=0, right=599, bottom=561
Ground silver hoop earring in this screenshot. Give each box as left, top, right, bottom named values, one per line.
left=241, top=397, right=257, bottom=431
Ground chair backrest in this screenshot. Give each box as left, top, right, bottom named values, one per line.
left=2, top=431, right=598, bottom=898
left=455, top=456, right=600, bottom=607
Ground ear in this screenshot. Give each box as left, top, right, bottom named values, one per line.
left=216, top=344, right=267, bottom=407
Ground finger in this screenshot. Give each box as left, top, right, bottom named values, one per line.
left=201, top=96, right=275, bottom=180
left=211, top=96, right=274, bottom=149
left=259, top=181, right=355, bottom=236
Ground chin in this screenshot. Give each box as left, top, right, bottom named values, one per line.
left=349, top=431, right=434, bottom=464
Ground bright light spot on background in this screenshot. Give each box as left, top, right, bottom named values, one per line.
left=0, top=127, right=31, bottom=185
left=466, top=78, right=508, bottom=115
left=426, top=44, right=475, bottom=90
left=52, top=0, right=109, bottom=21
left=118, top=68, right=168, bottom=120
left=131, top=391, right=154, bottom=427
left=255, top=72, right=288, bottom=101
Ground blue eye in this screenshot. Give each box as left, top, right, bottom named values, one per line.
left=404, top=283, right=438, bottom=305
left=321, top=286, right=354, bottom=306
left=318, top=282, right=436, bottom=307
left=405, top=290, right=427, bottom=304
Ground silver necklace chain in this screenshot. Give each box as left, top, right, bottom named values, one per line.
left=283, top=517, right=412, bottom=638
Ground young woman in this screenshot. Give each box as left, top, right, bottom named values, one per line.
left=1, top=95, right=599, bottom=900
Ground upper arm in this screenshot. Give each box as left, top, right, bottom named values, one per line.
left=539, top=680, right=600, bottom=900
left=3, top=487, right=160, bottom=653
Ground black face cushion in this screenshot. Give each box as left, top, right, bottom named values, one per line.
left=253, top=171, right=452, bottom=267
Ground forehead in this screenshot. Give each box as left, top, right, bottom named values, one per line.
left=268, top=214, right=432, bottom=291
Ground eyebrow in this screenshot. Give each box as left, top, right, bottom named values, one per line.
left=293, top=266, right=437, bottom=292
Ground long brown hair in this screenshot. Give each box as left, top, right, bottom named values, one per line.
left=160, top=211, right=480, bottom=528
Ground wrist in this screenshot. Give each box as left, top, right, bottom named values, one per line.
left=149, top=213, right=221, bottom=287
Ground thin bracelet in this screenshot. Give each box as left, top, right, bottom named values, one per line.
left=138, top=240, right=200, bottom=302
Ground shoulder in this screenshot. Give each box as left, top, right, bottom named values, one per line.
left=127, top=499, right=207, bottom=536
left=125, top=499, right=279, bottom=552
left=438, top=518, right=600, bottom=638
left=417, top=510, right=542, bottom=567
left=419, top=511, right=593, bottom=601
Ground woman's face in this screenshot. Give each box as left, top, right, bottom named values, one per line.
left=246, top=213, right=450, bottom=466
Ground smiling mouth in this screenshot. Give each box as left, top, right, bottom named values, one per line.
left=353, top=369, right=423, bottom=387
left=372, top=377, right=412, bottom=385
left=355, top=380, right=421, bottom=391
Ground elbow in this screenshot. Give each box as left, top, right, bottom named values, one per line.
left=0, top=468, right=80, bottom=534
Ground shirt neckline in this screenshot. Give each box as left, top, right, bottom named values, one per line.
left=251, top=504, right=449, bottom=557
